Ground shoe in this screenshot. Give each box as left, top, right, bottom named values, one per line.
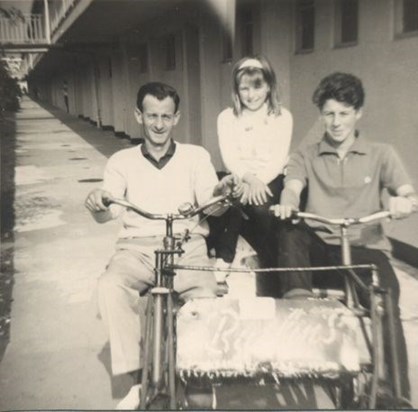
left=282, top=288, right=314, bottom=299
left=214, top=258, right=231, bottom=283
left=116, top=384, right=141, bottom=410
left=375, top=383, right=394, bottom=409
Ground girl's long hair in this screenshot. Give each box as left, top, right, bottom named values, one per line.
left=231, top=55, right=282, bottom=117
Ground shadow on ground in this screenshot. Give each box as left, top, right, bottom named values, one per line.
left=0, top=111, right=17, bottom=362
left=33, top=100, right=141, bottom=158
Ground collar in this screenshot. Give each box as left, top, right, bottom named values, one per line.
left=140, top=140, right=176, bottom=169
left=318, top=132, right=370, bottom=156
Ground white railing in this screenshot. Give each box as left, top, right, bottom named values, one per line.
left=0, top=0, right=78, bottom=46
left=50, top=0, right=77, bottom=35
left=0, top=13, right=46, bottom=44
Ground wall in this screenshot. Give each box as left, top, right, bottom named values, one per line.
left=289, top=0, right=418, bottom=247
left=28, top=0, right=417, bottom=250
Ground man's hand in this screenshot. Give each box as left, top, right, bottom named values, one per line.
left=389, top=196, right=416, bottom=219
left=270, top=204, right=295, bottom=220
left=242, top=173, right=272, bottom=206
left=85, top=188, right=112, bottom=213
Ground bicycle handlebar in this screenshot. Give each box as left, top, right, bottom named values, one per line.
left=269, top=206, right=392, bottom=227
left=294, top=210, right=392, bottom=227
left=103, top=193, right=231, bottom=221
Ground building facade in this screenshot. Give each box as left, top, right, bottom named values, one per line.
left=21, top=0, right=418, bottom=255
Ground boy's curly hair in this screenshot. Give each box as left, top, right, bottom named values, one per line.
left=312, top=72, right=365, bottom=110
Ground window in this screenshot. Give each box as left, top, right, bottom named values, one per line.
left=335, top=0, right=358, bottom=46
left=295, top=0, right=315, bottom=52
left=221, top=0, right=235, bottom=62
left=164, top=34, right=176, bottom=70
left=221, top=28, right=233, bottom=62
left=403, top=0, right=418, bottom=32
left=395, top=0, right=418, bottom=37
left=138, top=43, right=148, bottom=73
left=240, top=4, right=254, bottom=57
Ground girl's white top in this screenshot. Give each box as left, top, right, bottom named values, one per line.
left=217, top=104, right=293, bottom=184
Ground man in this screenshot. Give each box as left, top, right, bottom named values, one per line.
left=85, top=82, right=237, bottom=409
left=271, top=72, right=416, bottom=404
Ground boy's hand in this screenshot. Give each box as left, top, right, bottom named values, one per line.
left=269, top=204, right=295, bottom=220
left=389, top=196, right=416, bottom=219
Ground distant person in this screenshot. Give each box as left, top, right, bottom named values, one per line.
left=62, top=80, right=69, bottom=113
left=85, top=82, right=238, bottom=409
left=208, top=55, right=293, bottom=296
left=271, top=72, right=417, bottom=404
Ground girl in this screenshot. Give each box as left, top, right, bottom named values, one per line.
left=209, top=55, right=293, bottom=296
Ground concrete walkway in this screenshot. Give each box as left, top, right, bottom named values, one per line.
left=0, top=97, right=418, bottom=409
left=0, top=98, right=133, bottom=409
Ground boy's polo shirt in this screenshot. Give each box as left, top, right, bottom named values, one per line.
left=285, top=134, right=412, bottom=250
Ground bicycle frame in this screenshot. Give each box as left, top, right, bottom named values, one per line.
left=293, top=210, right=401, bottom=408
left=175, top=209, right=403, bottom=408
left=106, top=196, right=409, bottom=409
left=104, top=194, right=231, bottom=409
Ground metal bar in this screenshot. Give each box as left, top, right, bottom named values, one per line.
left=44, top=0, right=51, bottom=44
left=152, top=294, right=163, bottom=386
left=369, top=286, right=386, bottom=408
left=167, top=293, right=176, bottom=409
left=170, top=263, right=376, bottom=272
left=140, top=297, right=153, bottom=410
left=385, top=289, right=402, bottom=400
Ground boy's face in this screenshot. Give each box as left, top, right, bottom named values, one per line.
left=320, top=99, right=362, bottom=144
left=135, top=95, right=180, bottom=148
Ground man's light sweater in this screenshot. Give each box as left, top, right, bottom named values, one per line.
left=102, top=142, right=219, bottom=238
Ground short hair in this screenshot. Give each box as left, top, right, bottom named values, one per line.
left=136, top=82, right=180, bottom=113
left=312, top=72, right=365, bottom=110
left=231, top=55, right=282, bottom=116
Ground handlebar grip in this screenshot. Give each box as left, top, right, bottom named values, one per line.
left=102, top=196, right=113, bottom=208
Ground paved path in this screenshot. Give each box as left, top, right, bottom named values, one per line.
left=0, top=98, right=133, bottom=409
left=0, top=97, right=417, bottom=409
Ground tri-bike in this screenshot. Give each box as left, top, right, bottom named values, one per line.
left=105, top=194, right=413, bottom=410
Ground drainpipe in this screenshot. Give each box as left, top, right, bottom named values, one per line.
left=93, top=55, right=102, bottom=128
left=43, top=0, right=51, bottom=44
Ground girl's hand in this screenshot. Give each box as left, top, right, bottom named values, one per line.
left=239, top=183, right=251, bottom=205
left=243, top=173, right=272, bottom=206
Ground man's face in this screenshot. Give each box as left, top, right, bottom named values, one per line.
left=135, top=95, right=179, bottom=148
left=320, top=99, right=362, bottom=144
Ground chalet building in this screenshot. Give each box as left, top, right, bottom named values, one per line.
left=2, top=0, right=418, bottom=259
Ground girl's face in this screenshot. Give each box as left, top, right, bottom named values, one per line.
left=238, top=73, right=270, bottom=112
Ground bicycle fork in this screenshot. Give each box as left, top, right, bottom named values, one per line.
left=339, top=227, right=396, bottom=408
left=140, top=243, right=180, bottom=409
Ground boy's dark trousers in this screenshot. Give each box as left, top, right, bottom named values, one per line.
left=277, top=221, right=410, bottom=400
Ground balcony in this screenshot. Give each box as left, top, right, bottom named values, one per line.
left=0, top=0, right=79, bottom=52
left=0, top=13, right=48, bottom=49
